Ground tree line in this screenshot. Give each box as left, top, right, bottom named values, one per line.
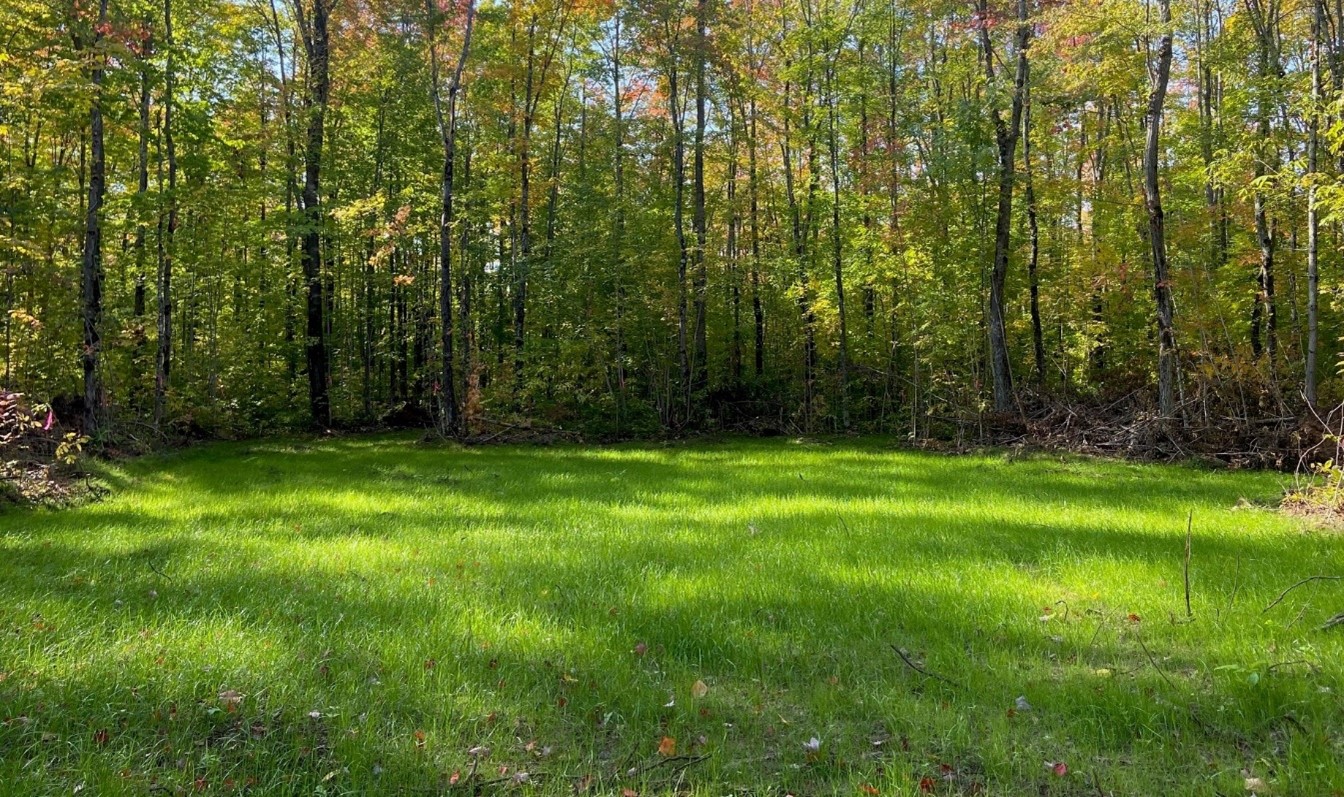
left=2, top=0, right=1341, bottom=440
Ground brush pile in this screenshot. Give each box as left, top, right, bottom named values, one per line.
left=0, top=390, right=89, bottom=506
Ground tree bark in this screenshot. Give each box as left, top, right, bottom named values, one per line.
left=691, top=0, right=709, bottom=402
left=296, top=0, right=332, bottom=426
left=978, top=0, right=1031, bottom=413
left=78, top=0, right=111, bottom=434
left=155, top=0, right=178, bottom=429
left=1145, top=0, right=1179, bottom=419
left=1023, top=80, right=1045, bottom=384
left=427, top=0, right=476, bottom=435
left=1307, top=0, right=1323, bottom=408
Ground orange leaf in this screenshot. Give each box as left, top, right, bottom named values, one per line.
left=657, top=736, right=676, bottom=757
left=859, top=785, right=879, bottom=796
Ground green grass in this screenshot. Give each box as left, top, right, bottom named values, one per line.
left=1, top=436, right=1342, bottom=796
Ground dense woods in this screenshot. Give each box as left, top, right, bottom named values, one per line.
left=4, top=0, right=1344, bottom=441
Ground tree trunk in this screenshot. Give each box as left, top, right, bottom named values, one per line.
left=691, top=0, right=709, bottom=403
left=670, top=58, right=690, bottom=423
left=427, top=0, right=476, bottom=435
left=611, top=13, right=628, bottom=421
left=749, top=95, right=764, bottom=379
left=1145, top=0, right=1178, bottom=419
left=978, top=0, right=1031, bottom=413
left=1307, top=0, right=1323, bottom=408
left=155, top=0, right=178, bottom=429
left=826, top=61, right=849, bottom=429
left=298, top=0, right=332, bottom=426
left=79, top=0, right=111, bottom=434
left=1023, top=80, right=1045, bottom=384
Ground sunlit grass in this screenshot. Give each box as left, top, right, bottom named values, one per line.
left=1, top=435, right=1341, bottom=795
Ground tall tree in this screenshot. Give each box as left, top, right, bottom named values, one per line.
left=295, top=0, right=333, bottom=426
left=75, top=0, right=111, bottom=434
left=427, top=0, right=477, bottom=435
left=977, top=0, right=1031, bottom=413
left=155, top=0, right=178, bottom=429
left=1144, top=0, right=1178, bottom=419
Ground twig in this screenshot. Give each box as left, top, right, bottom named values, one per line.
left=1262, top=576, right=1341, bottom=614
left=1134, top=632, right=1179, bottom=693
left=147, top=559, right=174, bottom=582
left=626, top=753, right=710, bottom=779
left=889, top=644, right=962, bottom=688
left=1183, top=511, right=1193, bottom=618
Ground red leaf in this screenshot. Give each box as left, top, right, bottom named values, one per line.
left=918, top=777, right=936, bottom=793
left=1053, top=761, right=1069, bottom=777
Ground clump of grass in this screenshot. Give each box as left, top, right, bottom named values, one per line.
left=0, top=436, right=1340, bottom=795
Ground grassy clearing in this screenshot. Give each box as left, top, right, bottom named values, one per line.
left=1, top=436, right=1341, bottom=796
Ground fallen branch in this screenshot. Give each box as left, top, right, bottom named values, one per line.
left=1262, top=576, right=1342, bottom=614
left=626, top=753, right=710, bottom=779
left=889, top=644, right=962, bottom=688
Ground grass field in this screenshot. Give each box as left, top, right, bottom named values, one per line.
left=1, top=436, right=1341, bottom=795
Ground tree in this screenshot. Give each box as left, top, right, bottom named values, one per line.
left=1144, top=0, right=1178, bottom=419
left=294, top=0, right=334, bottom=427
left=75, top=0, right=111, bottom=434
left=977, top=0, right=1031, bottom=413
left=427, top=0, right=478, bottom=435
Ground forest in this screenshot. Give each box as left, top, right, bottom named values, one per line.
left=4, top=0, right=1341, bottom=446
left=5, top=4, right=1344, bottom=794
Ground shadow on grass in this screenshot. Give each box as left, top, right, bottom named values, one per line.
left=0, top=437, right=1338, bottom=795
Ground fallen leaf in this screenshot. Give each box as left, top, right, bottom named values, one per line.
left=658, top=736, right=677, bottom=757
left=1049, top=761, right=1068, bottom=777
left=413, top=730, right=426, bottom=750
left=633, top=642, right=648, bottom=657
left=859, top=785, right=879, bottom=795
left=1245, top=776, right=1268, bottom=794
left=918, top=777, right=936, bottom=793
left=691, top=679, right=709, bottom=699
left=92, top=729, right=109, bottom=747
left=621, top=790, right=638, bottom=797
left=447, top=770, right=459, bottom=785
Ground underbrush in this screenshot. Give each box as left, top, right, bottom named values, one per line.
left=0, top=391, right=94, bottom=507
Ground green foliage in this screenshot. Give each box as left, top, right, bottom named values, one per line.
left=0, top=0, right=1341, bottom=435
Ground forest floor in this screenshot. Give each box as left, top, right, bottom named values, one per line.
left=0, top=435, right=1341, bottom=796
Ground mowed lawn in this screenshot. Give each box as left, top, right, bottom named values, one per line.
left=1, top=437, right=1341, bottom=796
